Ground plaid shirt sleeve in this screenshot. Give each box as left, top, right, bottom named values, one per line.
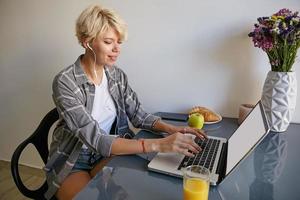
left=52, top=73, right=115, bottom=157
left=119, top=69, right=160, bottom=130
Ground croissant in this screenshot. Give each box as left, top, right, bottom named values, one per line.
left=189, top=106, right=220, bottom=122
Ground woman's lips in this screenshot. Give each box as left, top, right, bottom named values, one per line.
left=108, top=56, right=117, bottom=62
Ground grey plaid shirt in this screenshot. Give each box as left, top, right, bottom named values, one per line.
left=44, top=55, right=160, bottom=199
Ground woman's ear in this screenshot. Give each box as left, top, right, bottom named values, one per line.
left=83, top=42, right=88, bottom=49
left=82, top=39, right=90, bottom=49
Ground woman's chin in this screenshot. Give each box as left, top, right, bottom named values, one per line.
left=106, top=61, right=117, bottom=66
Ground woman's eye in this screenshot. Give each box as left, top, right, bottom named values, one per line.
left=104, top=41, right=112, bottom=44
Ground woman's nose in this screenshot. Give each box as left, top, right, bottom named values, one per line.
left=112, top=43, right=120, bottom=52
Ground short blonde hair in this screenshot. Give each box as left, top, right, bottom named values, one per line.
left=75, top=5, right=127, bottom=46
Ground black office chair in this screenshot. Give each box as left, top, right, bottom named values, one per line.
left=11, top=108, right=59, bottom=200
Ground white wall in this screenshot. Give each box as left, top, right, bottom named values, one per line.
left=0, top=0, right=299, bottom=168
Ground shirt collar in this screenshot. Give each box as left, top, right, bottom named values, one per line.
left=73, top=55, right=89, bottom=85
left=73, top=55, right=117, bottom=86
left=104, top=64, right=117, bottom=82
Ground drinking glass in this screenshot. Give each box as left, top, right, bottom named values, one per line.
left=183, top=165, right=210, bottom=200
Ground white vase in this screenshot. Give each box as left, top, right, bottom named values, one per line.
left=261, top=71, right=297, bottom=132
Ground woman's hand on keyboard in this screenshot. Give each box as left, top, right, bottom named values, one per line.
left=173, top=126, right=207, bottom=140
left=155, top=132, right=201, bottom=157
left=152, top=120, right=207, bottom=140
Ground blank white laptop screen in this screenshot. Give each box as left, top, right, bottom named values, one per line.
left=226, top=103, right=267, bottom=175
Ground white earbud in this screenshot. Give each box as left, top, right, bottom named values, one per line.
left=87, top=43, right=92, bottom=51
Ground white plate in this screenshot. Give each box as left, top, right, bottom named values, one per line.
left=204, top=113, right=222, bottom=124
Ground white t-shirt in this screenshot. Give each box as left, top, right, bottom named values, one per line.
left=83, top=69, right=117, bottom=149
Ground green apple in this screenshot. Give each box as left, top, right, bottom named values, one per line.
left=188, top=113, right=204, bottom=129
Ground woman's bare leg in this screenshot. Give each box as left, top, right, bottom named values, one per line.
left=56, top=171, right=91, bottom=200
left=90, top=157, right=112, bottom=178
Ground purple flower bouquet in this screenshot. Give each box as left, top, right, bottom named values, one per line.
left=248, top=9, right=300, bottom=72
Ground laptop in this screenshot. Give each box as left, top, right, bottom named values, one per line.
left=148, top=101, right=270, bottom=185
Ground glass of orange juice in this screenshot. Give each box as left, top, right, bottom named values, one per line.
left=183, top=165, right=210, bottom=200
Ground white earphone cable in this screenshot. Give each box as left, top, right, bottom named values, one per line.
left=91, top=48, right=97, bottom=79
left=87, top=43, right=98, bottom=79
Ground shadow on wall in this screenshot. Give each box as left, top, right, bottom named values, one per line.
left=209, top=26, right=261, bottom=116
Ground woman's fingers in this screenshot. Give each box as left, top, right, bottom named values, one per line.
left=194, top=128, right=207, bottom=139
left=182, top=134, right=201, bottom=151
left=185, top=127, right=207, bottom=139
left=176, top=134, right=201, bottom=156
left=182, top=149, right=195, bottom=157
left=175, top=146, right=195, bottom=157
left=179, top=142, right=199, bottom=154
left=162, top=132, right=203, bottom=157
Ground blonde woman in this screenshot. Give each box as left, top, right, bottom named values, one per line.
left=44, top=4, right=206, bottom=200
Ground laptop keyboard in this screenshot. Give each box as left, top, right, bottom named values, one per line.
left=178, top=137, right=220, bottom=172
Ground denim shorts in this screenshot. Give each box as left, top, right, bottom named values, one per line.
left=71, top=148, right=103, bottom=174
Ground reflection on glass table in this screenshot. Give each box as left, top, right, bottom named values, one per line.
left=74, top=167, right=129, bottom=200
left=75, top=164, right=187, bottom=200
left=250, top=133, right=287, bottom=200
left=217, top=132, right=289, bottom=200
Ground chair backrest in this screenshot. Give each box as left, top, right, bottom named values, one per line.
left=11, top=108, right=59, bottom=200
